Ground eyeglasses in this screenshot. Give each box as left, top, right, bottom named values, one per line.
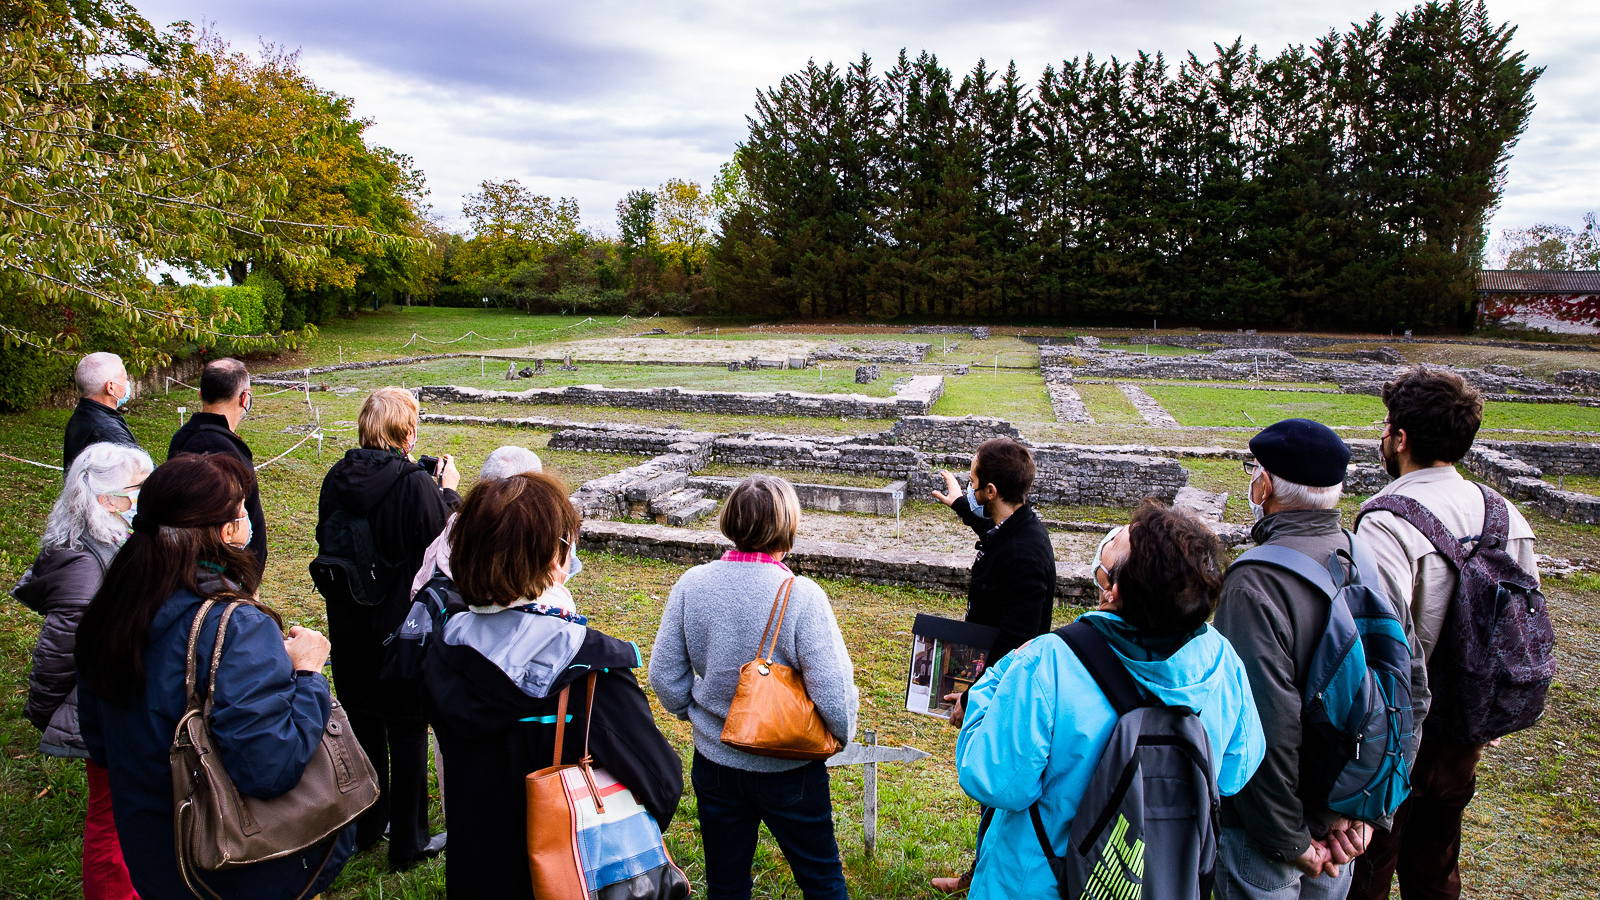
left=1241, top=460, right=1262, bottom=477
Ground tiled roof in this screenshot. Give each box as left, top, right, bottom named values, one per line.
left=1478, top=270, right=1600, bottom=293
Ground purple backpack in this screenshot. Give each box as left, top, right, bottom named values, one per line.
left=1358, top=483, right=1555, bottom=743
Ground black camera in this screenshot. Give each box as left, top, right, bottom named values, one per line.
left=418, top=455, right=442, bottom=477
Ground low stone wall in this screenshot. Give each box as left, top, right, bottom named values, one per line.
left=812, top=341, right=930, bottom=363
left=688, top=476, right=907, bottom=516
left=904, top=326, right=991, bottom=340
left=1554, top=370, right=1600, bottom=394
left=1476, top=439, right=1600, bottom=476
left=549, top=423, right=719, bottom=457
left=712, top=435, right=923, bottom=478
left=578, top=519, right=1094, bottom=604
left=417, top=375, right=945, bottom=419
left=1463, top=446, right=1600, bottom=525
left=888, top=415, right=1023, bottom=452
left=909, top=446, right=1189, bottom=507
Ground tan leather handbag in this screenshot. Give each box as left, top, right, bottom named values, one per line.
left=720, top=577, right=843, bottom=760
left=170, top=599, right=380, bottom=900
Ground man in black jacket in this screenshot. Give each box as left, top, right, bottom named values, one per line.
left=930, top=437, right=1057, bottom=893
left=934, top=437, right=1058, bottom=674
left=63, top=352, right=141, bottom=477
left=168, top=358, right=267, bottom=571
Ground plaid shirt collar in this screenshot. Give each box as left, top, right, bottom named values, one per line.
left=720, top=550, right=793, bottom=573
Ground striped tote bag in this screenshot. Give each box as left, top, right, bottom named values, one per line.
left=527, top=672, right=690, bottom=899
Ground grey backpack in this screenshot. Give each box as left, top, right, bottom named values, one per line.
left=1030, top=621, right=1220, bottom=900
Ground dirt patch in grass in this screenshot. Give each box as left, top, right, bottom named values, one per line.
left=530, top=336, right=825, bottom=364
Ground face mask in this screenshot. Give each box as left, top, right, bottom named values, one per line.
left=964, top=483, right=987, bottom=519
left=114, top=380, right=132, bottom=408
left=119, top=507, right=137, bottom=529
left=227, top=515, right=251, bottom=549
left=1248, top=470, right=1267, bottom=522
left=556, top=539, right=582, bottom=584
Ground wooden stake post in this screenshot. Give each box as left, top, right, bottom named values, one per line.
left=826, top=729, right=929, bottom=858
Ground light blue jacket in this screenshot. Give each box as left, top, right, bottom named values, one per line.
left=956, top=612, right=1266, bottom=900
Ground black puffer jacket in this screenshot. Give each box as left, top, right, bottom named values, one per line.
left=62, top=397, right=139, bottom=478
left=316, top=448, right=458, bottom=720
left=954, top=496, right=1057, bottom=663
left=10, top=541, right=117, bottom=757
left=169, top=413, right=267, bottom=571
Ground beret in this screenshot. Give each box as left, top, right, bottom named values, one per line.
left=1249, top=418, right=1350, bottom=488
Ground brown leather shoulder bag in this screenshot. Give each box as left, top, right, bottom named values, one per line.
left=720, top=577, right=843, bottom=760
left=170, top=599, right=379, bottom=900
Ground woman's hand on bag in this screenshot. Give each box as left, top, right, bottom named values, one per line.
left=285, top=625, right=332, bottom=672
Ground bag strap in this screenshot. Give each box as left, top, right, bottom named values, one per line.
left=756, top=577, right=797, bottom=664
left=1055, top=620, right=1148, bottom=717
left=1230, top=545, right=1340, bottom=601
left=549, top=681, right=572, bottom=768
left=201, top=602, right=242, bottom=717
left=1358, top=493, right=1469, bottom=568
left=176, top=799, right=340, bottom=900
left=1476, top=482, right=1511, bottom=550
left=182, top=599, right=219, bottom=707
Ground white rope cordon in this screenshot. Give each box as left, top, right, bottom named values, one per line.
left=254, top=430, right=323, bottom=471
left=0, top=452, right=63, bottom=471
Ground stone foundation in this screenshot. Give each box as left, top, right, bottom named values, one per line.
left=578, top=519, right=1095, bottom=604
left=687, top=476, right=907, bottom=515
left=1463, top=446, right=1600, bottom=524
left=417, top=375, right=945, bottom=419
left=888, top=415, right=1023, bottom=452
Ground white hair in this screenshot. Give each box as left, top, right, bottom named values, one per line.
left=74, top=352, right=126, bottom=397
left=42, top=442, right=154, bottom=554
left=480, top=446, right=543, bottom=481
left=1266, top=471, right=1344, bottom=510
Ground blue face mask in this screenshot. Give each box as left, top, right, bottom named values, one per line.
left=965, top=483, right=986, bottom=519
left=114, top=380, right=132, bottom=408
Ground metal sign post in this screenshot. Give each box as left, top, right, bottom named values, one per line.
left=892, top=488, right=905, bottom=537
left=826, top=729, right=929, bottom=859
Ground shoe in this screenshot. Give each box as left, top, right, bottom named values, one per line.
left=390, top=832, right=447, bottom=872
left=931, top=871, right=972, bottom=894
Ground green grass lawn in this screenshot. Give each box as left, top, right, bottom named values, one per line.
left=651, top=331, right=1042, bottom=369
left=1147, top=384, right=1600, bottom=433
left=309, top=357, right=913, bottom=398
left=1073, top=382, right=1146, bottom=424
left=1100, top=342, right=1206, bottom=356
left=4, top=311, right=1600, bottom=897
left=930, top=370, right=1054, bottom=422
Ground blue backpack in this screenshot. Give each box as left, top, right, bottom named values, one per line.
left=1232, top=534, right=1416, bottom=823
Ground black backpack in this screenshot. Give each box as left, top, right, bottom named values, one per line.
left=1030, top=621, right=1220, bottom=900
left=309, top=478, right=408, bottom=607
left=1358, top=482, right=1555, bottom=743
left=380, top=567, right=465, bottom=687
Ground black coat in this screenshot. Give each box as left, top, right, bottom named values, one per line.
left=10, top=541, right=116, bottom=757
left=62, top=397, right=139, bottom=477
left=423, top=620, right=684, bottom=900
left=954, top=496, right=1057, bottom=663
left=169, top=412, right=267, bottom=570
left=316, top=448, right=459, bottom=720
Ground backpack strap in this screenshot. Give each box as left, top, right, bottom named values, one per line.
left=1231, top=545, right=1340, bottom=601
left=1357, top=493, right=1469, bottom=568
left=1475, top=483, right=1511, bottom=551
left=1056, top=619, right=1148, bottom=717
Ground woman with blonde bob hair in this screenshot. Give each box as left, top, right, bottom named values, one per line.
left=314, top=386, right=459, bottom=870
left=421, top=472, right=684, bottom=899
left=650, top=474, right=859, bottom=900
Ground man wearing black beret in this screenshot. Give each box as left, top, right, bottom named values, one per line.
left=1213, top=419, right=1428, bottom=900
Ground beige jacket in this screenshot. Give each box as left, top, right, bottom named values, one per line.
left=1355, top=465, right=1538, bottom=663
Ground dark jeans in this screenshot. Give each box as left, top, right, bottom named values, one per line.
left=349, top=713, right=431, bottom=866
left=691, top=751, right=849, bottom=900
left=1351, top=735, right=1485, bottom=900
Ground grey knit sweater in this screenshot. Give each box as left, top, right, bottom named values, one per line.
left=649, top=560, right=858, bottom=772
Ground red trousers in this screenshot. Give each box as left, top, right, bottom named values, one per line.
left=83, top=760, right=139, bottom=900
left=1351, top=735, right=1485, bottom=900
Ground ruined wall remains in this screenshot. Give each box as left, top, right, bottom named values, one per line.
left=888, top=415, right=1023, bottom=452
left=417, top=375, right=946, bottom=419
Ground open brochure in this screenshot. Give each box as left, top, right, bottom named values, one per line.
left=905, top=614, right=999, bottom=719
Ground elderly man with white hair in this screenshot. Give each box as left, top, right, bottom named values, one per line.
left=62, top=352, right=142, bottom=477
left=408, top=445, right=544, bottom=599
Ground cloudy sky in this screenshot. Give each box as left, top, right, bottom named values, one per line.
left=134, top=0, right=1597, bottom=247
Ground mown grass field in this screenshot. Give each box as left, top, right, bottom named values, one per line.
left=1, top=308, right=1598, bottom=898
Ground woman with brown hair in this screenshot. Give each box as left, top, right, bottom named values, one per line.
left=419, top=471, right=684, bottom=898
left=315, top=386, right=458, bottom=869
left=75, top=453, right=354, bottom=900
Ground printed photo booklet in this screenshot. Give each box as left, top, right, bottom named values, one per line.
left=905, top=614, right=999, bottom=719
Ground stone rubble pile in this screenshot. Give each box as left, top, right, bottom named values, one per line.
left=812, top=341, right=930, bottom=364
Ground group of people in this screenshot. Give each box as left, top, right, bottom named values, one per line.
left=13, top=352, right=1538, bottom=900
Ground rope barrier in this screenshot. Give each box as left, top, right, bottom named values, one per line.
left=0, top=452, right=63, bottom=471
left=254, top=429, right=323, bottom=471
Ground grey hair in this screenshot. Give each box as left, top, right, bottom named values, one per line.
left=42, top=442, right=154, bottom=554
left=74, top=352, right=126, bottom=397
left=480, top=446, right=542, bottom=481
left=1266, top=471, right=1344, bottom=510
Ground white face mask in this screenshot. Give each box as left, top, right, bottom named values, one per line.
left=226, top=514, right=251, bottom=549
left=1248, top=470, right=1267, bottom=522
